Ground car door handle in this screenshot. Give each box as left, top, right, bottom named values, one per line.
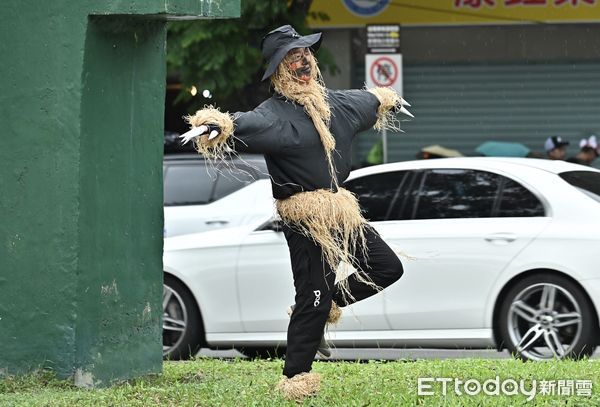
left=205, top=220, right=229, bottom=225
left=485, top=233, right=517, bottom=243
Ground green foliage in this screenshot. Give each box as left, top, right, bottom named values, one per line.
left=166, top=0, right=336, bottom=113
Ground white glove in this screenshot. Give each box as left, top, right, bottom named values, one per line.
left=179, top=124, right=221, bottom=145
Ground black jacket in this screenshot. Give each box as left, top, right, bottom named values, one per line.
left=231, top=89, right=381, bottom=199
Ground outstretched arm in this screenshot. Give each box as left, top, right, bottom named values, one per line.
left=180, top=105, right=285, bottom=158
left=335, top=88, right=412, bottom=135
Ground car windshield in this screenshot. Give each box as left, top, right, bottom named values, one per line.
left=559, top=171, right=600, bottom=203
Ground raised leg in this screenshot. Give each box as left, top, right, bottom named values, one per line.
left=333, top=225, right=403, bottom=306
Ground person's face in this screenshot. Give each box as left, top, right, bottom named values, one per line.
left=548, top=146, right=567, bottom=160
left=581, top=148, right=599, bottom=163
left=286, top=47, right=312, bottom=83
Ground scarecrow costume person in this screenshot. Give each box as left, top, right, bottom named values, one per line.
left=180, top=25, right=411, bottom=402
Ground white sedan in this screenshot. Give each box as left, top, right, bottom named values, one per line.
left=163, top=157, right=600, bottom=361
left=163, top=154, right=272, bottom=237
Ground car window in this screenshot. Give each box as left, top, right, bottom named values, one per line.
left=213, top=165, right=257, bottom=201
left=497, top=178, right=545, bottom=217
left=388, top=171, right=420, bottom=220
left=164, top=164, right=216, bottom=206
left=344, top=171, right=407, bottom=221
left=412, top=169, right=501, bottom=219
left=559, top=170, right=600, bottom=203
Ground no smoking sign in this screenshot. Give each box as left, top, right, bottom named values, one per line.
left=365, top=54, right=402, bottom=95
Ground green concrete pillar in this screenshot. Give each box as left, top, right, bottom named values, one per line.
left=0, top=0, right=239, bottom=387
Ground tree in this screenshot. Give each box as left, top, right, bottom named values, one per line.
left=166, top=0, right=335, bottom=113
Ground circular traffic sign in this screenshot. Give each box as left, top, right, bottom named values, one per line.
left=369, top=56, right=398, bottom=87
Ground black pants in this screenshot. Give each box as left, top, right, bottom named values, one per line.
left=282, top=224, right=403, bottom=378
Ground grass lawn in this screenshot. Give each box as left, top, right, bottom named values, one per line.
left=1, top=357, right=598, bottom=406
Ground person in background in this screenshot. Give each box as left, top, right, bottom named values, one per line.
left=567, top=135, right=599, bottom=166
left=544, top=136, right=569, bottom=160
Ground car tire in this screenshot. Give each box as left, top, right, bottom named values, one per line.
left=498, top=273, right=597, bottom=361
left=238, top=346, right=287, bottom=359
left=163, top=274, right=204, bottom=360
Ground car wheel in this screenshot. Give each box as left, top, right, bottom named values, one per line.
left=498, top=273, right=597, bottom=361
left=238, top=346, right=287, bottom=359
left=163, top=274, right=203, bottom=360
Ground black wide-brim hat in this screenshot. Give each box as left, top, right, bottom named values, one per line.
left=260, top=25, right=322, bottom=81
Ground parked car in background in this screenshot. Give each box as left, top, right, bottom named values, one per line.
left=163, top=154, right=272, bottom=237
left=163, top=158, right=600, bottom=361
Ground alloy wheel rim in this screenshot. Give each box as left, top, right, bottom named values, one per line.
left=163, top=284, right=188, bottom=356
left=508, top=283, right=582, bottom=361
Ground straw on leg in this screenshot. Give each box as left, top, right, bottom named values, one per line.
left=326, top=301, right=342, bottom=324
left=277, top=372, right=321, bottom=401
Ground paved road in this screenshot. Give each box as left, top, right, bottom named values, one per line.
left=198, top=348, right=600, bottom=360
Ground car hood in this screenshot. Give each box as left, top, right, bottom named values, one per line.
left=163, top=215, right=273, bottom=252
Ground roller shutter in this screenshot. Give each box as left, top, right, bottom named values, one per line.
left=353, top=62, right=600, bottom=168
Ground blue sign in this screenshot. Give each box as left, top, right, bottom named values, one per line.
left=343, top=0, right=390, bottom=17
